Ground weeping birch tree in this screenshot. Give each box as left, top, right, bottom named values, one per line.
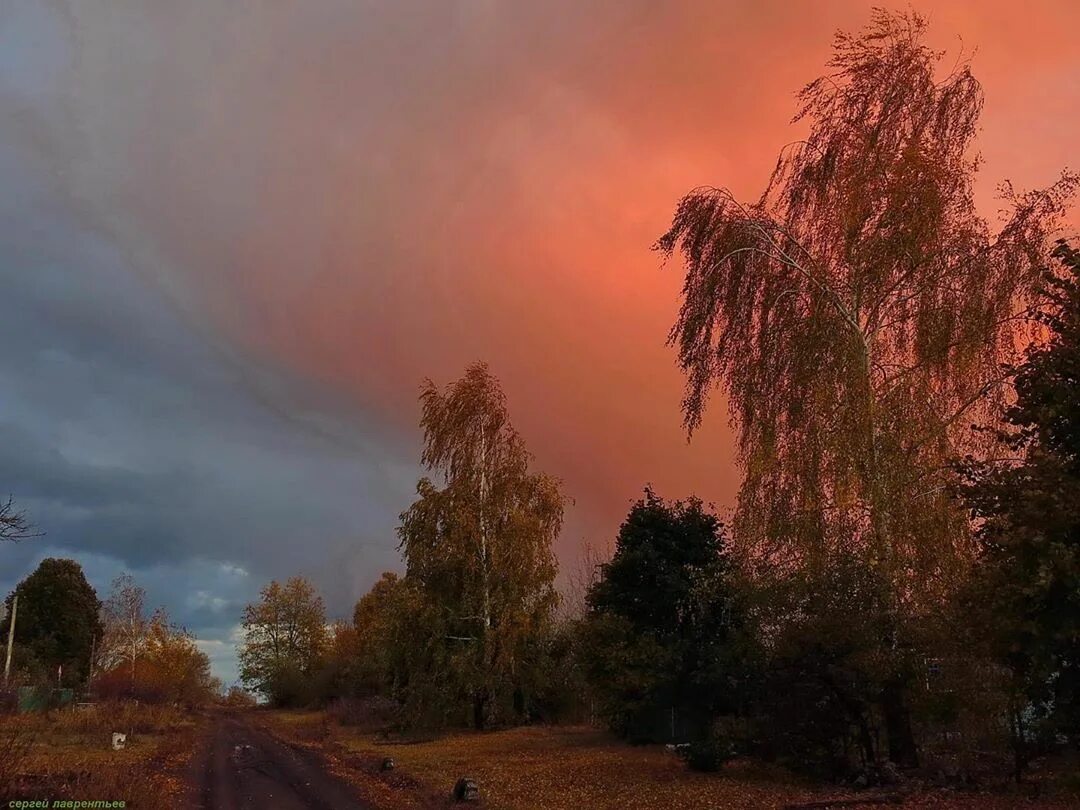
left=656, top=10, right=1075, bottom=766
left=398, top=362, right=565, bottom=729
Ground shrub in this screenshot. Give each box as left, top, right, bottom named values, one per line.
left=326, top=696, right=398, bottom=728
left=265, top=661, right=321, bottom=707
left=682, top=728, right=738, bottom=772
left=45, top=701, right=192, bottom=735
left=222, top=686, right=257, bottom=709
left=0, top=686, right=17, bottom=715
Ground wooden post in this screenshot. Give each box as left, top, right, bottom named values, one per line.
left=3, top=593, right=17, bottom=686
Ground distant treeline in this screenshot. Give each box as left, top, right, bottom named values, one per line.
left=2, top=565, right=222, bottom=708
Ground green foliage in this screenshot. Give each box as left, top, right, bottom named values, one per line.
left=960, top=240, right=1080, bottom=755
left=518, top=617, right=588, bottom=723
left=2, top=558, right=102, bottom=688
left=579, top=612, right=674, bottom=741
left=587, top=487, right=725, bottom=632
left=264, top=659, right=321, bottom=708
left=747, top=553, right=896, bottom=777
left=4, top=641, right=47, bottom=688
left=351, top=572, right=408, bottom=695
left=583, top=490, right=745, bottom=743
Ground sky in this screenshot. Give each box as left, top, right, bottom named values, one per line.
left=1, top=0, right=1077, bottom=685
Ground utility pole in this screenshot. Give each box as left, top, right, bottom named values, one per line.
left=4, top=593, right=17, bottom=686
left=88, top=633, right=96, bottom=685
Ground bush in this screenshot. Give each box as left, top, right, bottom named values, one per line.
left=682, top=729, right=738, bottom=772
left=41, top=701, right=193, bottom=735
left=0, top=687, right=17, bottom=715
left=265, top=661, right=321, bottom=708
left=222, top=686, right=257, bottom=709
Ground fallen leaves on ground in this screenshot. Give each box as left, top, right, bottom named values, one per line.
left=259, top=712, right=1077, bottom=809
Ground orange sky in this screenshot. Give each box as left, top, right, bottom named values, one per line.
left=41, top=0, right=1080, bottom=565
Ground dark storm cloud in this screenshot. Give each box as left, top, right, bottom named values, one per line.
left=0, top=4, right=422, bottom=672
left=0, top=147, right=416, bottom=570
left=0, top=179, right=418, bottom=674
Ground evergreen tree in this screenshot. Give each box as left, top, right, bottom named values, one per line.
left=583, top=489, right=742, bottom=743
left=960, top=241, right=1080, bottom=771
left=2, top=558, right=102, bottom=688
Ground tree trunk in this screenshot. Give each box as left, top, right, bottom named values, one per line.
left=476, top=422, right=495, bottom=732
left=1008, top=694, right=1028, bottom=782
left=881, top=680, right=918, bottom=768
left=824, top=672, right=877, bottom=767
left=853, top=708, right=877, bottom=769
left=861, top=341, right=918, bottom=771
left=472, top=688, right=488, bottom=731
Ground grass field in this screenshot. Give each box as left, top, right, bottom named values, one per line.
left=258, top=710, right=1080, bottom=810
left=0, top=703, right=203, bottom=808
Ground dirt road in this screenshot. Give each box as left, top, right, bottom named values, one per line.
left=189, top=714, right=372, bottom=810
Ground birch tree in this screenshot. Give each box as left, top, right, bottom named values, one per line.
left=656, top=10, right=1075, bottom=766
left=398, top=362, right=565, bottom=728
left=98, top=573, right=149, bottom=691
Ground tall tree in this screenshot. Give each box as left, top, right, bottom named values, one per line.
left=656, top=9, right=1075, bottom=766
left=1, top=558, right=102, bottom=688
left=238, top=577, right=328, bottom=704
left=398, top=362, right=565, bottom=729
left=960, top=241, right=1080, bottom=773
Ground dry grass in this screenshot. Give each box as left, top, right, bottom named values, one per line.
left=258, top=711, right=1080, bottom=810
left=0, top=722, right=33, bottom=796
left=0, top=703, right=204, bottom=808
